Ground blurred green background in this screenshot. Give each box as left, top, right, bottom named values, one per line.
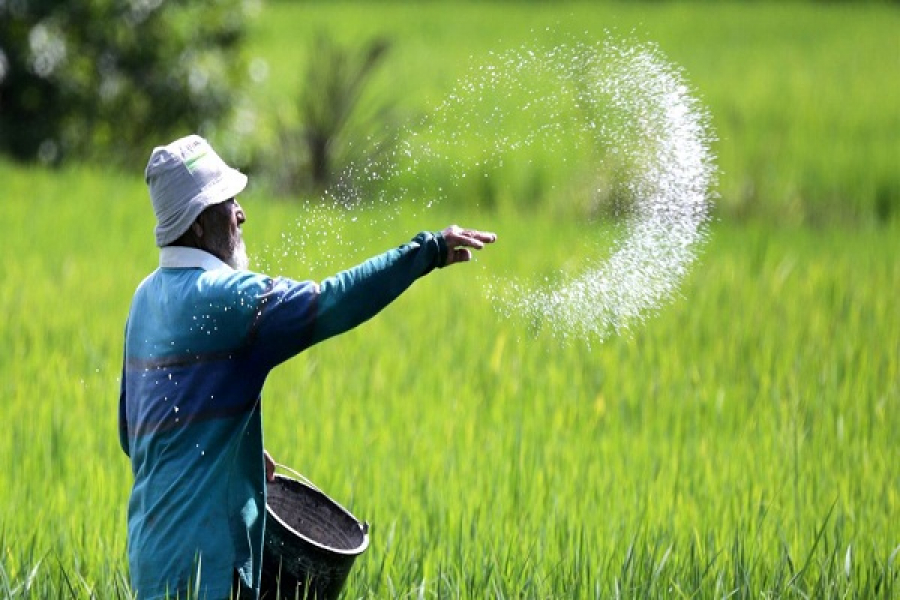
left=1, top=2, right=898, bottom=598
left=244, top=1, right=900, bottom=226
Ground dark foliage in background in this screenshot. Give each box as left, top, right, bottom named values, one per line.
left=0, top=0, right=251, bottom=167
left=262, top=32, right=401, bottom=199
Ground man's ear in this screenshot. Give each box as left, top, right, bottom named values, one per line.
left=190, top=221, right=203, bottom=238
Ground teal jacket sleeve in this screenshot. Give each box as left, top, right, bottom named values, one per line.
left=250, top=231, right=447, bottom=368
left=311, top=230, right=448, bottom=343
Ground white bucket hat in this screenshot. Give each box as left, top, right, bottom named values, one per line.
left=145, top=134, right=248, bottom=247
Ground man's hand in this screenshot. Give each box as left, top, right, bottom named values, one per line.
left=441, top=225, right=497, bottom=267
left=263, top=450, right=276, bottom=482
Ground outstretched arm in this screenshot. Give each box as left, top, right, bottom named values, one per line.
left=251, top=226, right=497, bottom=367
left=311, top=225, right=496, bottom=342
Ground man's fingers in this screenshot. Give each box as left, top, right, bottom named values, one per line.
left=448, top=248, right=473, bottom=265
left=454, top=236, right=484, bottom=250
left=474, top=230, right=498, bottom=243
left=455, top=230, right=497, bottom=245
left=440, top=225, right=496, bottom=266
left=444, top=227, right=497, bottom=249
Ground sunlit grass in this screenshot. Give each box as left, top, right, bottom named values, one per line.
left=2, top=2, right=898, bottom=597
left=1, top=162, right=898, bottom=597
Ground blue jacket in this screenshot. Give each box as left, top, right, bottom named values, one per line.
left=120, top=232, right=447, bottom=599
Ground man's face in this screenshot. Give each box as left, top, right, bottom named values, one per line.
left=200, top=198, right=248, bottom=270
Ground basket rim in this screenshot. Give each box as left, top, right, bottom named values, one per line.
left=266, top=474, right=370, bottom=556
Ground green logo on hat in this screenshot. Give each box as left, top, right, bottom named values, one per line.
left=184, top=150, right=210, bottom=173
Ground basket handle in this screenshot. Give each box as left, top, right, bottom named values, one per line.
left=273, top=462, right=323, bottom=493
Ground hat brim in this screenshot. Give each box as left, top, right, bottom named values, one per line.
left=196, top=168, right=248, bottom=208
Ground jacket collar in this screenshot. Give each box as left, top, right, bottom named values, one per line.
left=159, top=246, right=232, bottom=272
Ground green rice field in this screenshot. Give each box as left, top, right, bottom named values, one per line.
left=244, top=1, right=900, bottom=227
left=1, top=2, right=898, bottom=598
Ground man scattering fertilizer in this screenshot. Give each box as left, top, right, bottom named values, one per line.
left=118, top=134, right=496, bottom=600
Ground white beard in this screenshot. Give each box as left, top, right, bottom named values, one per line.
left=227, top=236, right=250, bottom=270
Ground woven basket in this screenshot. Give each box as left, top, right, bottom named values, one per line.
left=261, top=472, right=369, bottom=600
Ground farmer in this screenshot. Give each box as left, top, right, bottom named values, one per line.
left=118, top=134, right=496, bottom=599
